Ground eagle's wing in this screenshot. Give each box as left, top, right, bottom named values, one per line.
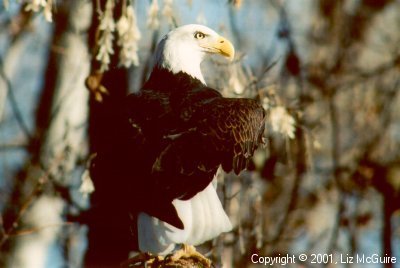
left=197, top=98, right=266, bottom=174
left=121, top=90, right=265, bottom=229
left=151, top=96, right=266, bottom=202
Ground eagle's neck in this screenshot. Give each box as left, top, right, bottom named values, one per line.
left=145, top=67, right=206, bottom=91
left=156, top=57, right=205, bottom=85
left=154, top=38, right=206, bottom=84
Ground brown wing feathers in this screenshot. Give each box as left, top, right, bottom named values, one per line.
left=118, top=70, right=266, bottom=229
left=199, top=98, right=265, bottom=174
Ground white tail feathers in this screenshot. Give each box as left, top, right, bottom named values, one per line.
left=138, top=181, right=232, bottom=255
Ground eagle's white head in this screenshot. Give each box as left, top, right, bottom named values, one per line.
left=154, top=24, right=235, bottom=84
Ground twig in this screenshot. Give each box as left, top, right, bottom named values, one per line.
left=331, top=55, right=400, bottom=90
left=0, top=178, right=44, bottom=248
left=265, top=1, right=308, bottom=247
left=0, top=152, right=66, bottom=249
left=0, top=216, right=5, bottom=238
left=326, top=90, right=343, bottom=255
left=0, top=143, right=27, bottom=151
left=7, top=222, right=73, bottom=237
left=0, top=55, right=32, bottom=140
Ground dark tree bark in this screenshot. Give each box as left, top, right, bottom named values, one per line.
left=86, top=59, right=131, bottom=267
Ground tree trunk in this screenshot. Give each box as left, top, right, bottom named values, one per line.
left=5, top=1, right=92, bottom=267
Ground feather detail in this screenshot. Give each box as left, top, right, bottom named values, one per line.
left=137, top=181, right=232, bottom=255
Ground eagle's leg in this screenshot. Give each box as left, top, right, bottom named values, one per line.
left=167, top=244, right=212, bottom=267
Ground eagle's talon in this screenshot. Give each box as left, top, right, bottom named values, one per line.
left=166, top=244, right=212, bottom=268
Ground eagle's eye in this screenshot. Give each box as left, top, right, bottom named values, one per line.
left=194, top=32, right=205, bottom=39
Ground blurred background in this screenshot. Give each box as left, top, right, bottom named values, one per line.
left=0, top=0, right=400, bottom=267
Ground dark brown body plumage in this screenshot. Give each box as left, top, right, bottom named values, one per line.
left=121, top=67, right=266, bottom=229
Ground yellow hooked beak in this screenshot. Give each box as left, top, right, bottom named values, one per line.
left=201, top=36, right=235, bottom=61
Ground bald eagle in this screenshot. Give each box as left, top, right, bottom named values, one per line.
left=90, top=24, right=265, bottom=265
